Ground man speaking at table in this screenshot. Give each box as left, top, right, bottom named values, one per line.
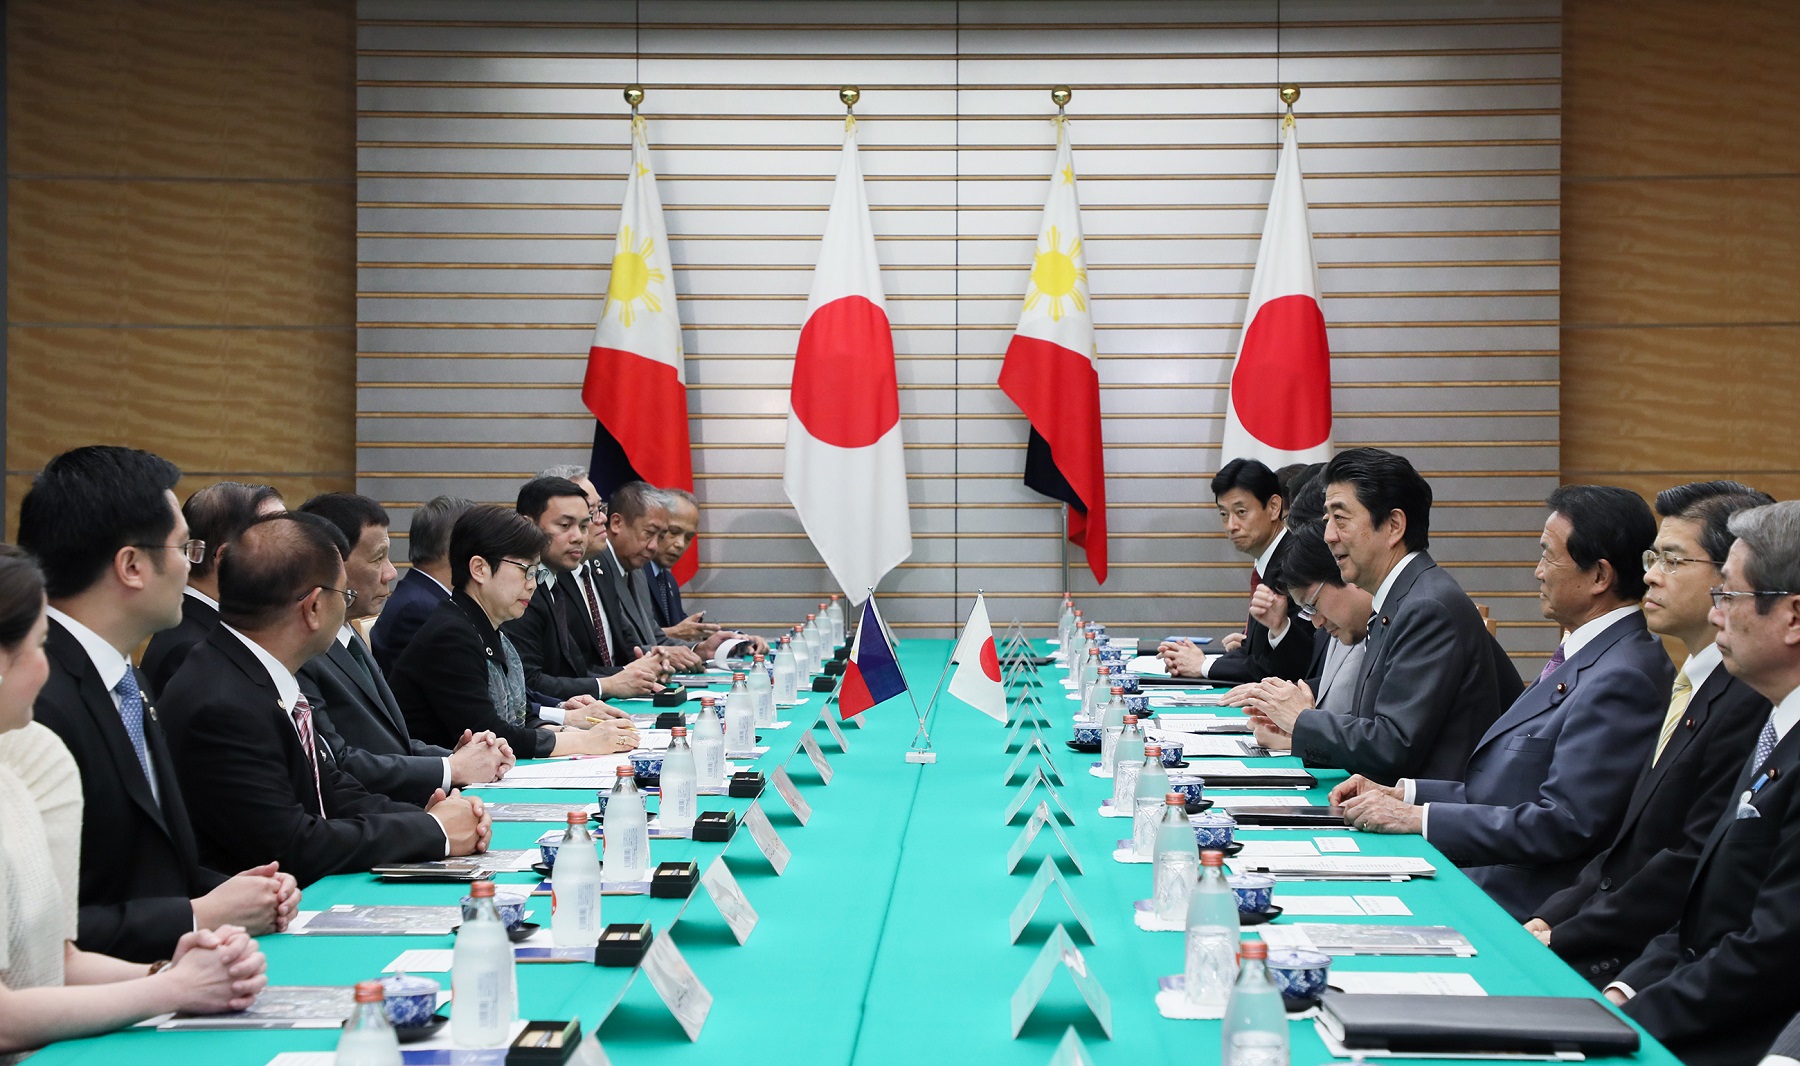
left=1253, top=448, right=1508, bottom=783
left=1331, top=485, right=1674, bottom=919
left=161, top=513, right=492, bottom=887
left=1603, top=501, right=1800, bottom=1066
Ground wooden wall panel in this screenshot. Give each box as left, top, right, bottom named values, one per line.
left=1560, top=0, right=1800, bottom=503
left=5, top=0, right=358, bottom=533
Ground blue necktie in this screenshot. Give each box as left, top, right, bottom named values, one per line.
left=114, top=669, right=160, bottom=804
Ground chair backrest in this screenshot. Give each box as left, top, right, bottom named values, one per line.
left=1475, top=602, right=1498, bottom=638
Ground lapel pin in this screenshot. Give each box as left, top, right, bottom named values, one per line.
left=1555, top=682, right=1567, bottom=694
left=1379, top=616, right=1389, bottom=626
left=1686, top=718, right=1695, bottom=730
left=1770, top=767, right=1782, bottom=781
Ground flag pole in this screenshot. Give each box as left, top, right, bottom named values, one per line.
left=895, top=584, right=937, bottom=764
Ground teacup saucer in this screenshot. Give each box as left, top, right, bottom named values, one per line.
left=396, top=1014, right=449, bottom=1043
left=1065, top=740, right=1102, bottom=754
left=1238, top=903, right=1283, bottom=927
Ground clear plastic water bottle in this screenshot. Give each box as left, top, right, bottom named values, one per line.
left=724, top=672, right=756, bottom=753
left=806, top=613, right=826, bottom=665
left=1081, top=662, right=1109, bottom=719
left=1134, top=745, right=1171, bottom=858
left=791, top=624, right=813, bottom=676
left=550, top=811, right=602, bottom=948
left=692, top=694, right=725, bottom=789
left=773, top=637, right=799, bottom=704
left=1185, top=850, right=1242, bottom=1011
left=1112, top=715, right=1146, bottom=811
left=1153, top=793, right=1199, bottom=922
left=1057, top=595, right=1075, bottom=649
left=1078, top=638, right=1099, bottom=695
left=601, top=766, right=648, bottom=883
left=1222, top=939, right=1290, bottom=1066
left=827, top=594, right=845, bottom=646
left=452, top=880, right=515, bottom=1047
left=337, top=980, right=402, bottom=1064
left=1099, top=685, right=1128, bottom=775
left=659, top=726, right=698, bottom=830
left=747, top=654, right=775, bottom=725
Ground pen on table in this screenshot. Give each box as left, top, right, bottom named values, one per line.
left=586, top=715, right=639, bottom=727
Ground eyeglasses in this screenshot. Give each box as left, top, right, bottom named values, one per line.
left=1296, top=585, right=1323, bottom=623
left=1643, top=549, right=1719, bottom=575
left=133, top=539, right=206, bottom=564
left=312, top=586, right=358, bottom=609
left=499, top=558, right=539, bottom=584
left=1709, top=586, right=1795, bottom=609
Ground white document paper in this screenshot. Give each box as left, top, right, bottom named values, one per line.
left=710, top=638, right=748, bottom=670
left=480, top=754, right=632, bottom=789
left=1353, top=895, right=1414, bottom=916
left=1127, top=655, right=1168, bottom=676
left=1151, top=734, right=1247, bottom=758
left=1235, top=840, right=1321, bottom=858
left=1268, top=895, right=1367, bottom=917
left=1235, top=856, right=1436, bottom=880
left=1315, top=836, right=1362, bottom=853
left=383, top=949, right=454, bottom=973
left=1213, top=795, right=1307, bottom=808
left=1330, top=971, right=1486, bottom=996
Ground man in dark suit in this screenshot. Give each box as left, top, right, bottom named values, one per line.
left=1333, top=486, right=1675, bottom=919
left=160, top=514, right=492, bottom=887
left=1530, top=484, right=1774, bottom=985
left=370, top=494, right=471, bottom=677
left=501, top=477, right=664, bottom=702
left=17, top=446, right=299, bottom=962
left=594, top=482, right=744, bottom=672
left=296, top=493, right=513, bottom=806
left=1254, top=448, right=1507, bottom=784
left=1602, top=501, right=1800, bottom=1066
left=140, top=481, right=285, bottom=698
left=1161, top=458, right=1315, bottom=684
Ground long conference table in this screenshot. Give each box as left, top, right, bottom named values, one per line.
left=29, top=639, right=1682, bottom=1065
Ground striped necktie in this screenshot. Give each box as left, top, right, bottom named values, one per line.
left=1535, top=643, right=1567, bottom=685
left=580, top=568, right=614, bottom=668
left=290, top=693, right=327, bottom=818
left=1652, top=669, right=1695, bottom=766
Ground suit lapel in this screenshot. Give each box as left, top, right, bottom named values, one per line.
left=1691, top=718, right=1800, bottom=885
left=213, top=628, right=324, bottom=815
left=1619, top=668, right=1730, bottom=830
left=326, top=639, right=384, bottom=709
left=47, top=623, right=171, bottom=834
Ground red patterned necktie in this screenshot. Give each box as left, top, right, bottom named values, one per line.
left=291, top=693, right=327, bottom=818
left=580, top=569, right=614, bottom=668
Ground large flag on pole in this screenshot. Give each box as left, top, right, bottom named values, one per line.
left=839, top=596, right=908, bottom=720
left=1218, top=116, right=1333, bottom=467
left=947, top=593, right=1006, bottom=722
left=998, top=118, right=1108, bottom=584
left=582, top=113, right=699, bottom=581
left=783, top=117, right=912, bottom=604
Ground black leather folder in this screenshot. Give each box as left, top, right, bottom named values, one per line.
left=1318, top=993, right=1640, bottom=1056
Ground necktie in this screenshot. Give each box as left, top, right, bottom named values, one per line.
left=580, top=569, right=614, bottom=668
left=113, top=669, right=160, bottom=804
left=1247, top=568, right=1262, bottom=630
left=1752, top=715, right=1778, bottom=776
left=1651, top=669, right=1695, bottom=766
left=290, top=693, right=327, bottom=818
left=344, top=631, right=379, bottom=690
left=650, top=567, right=678, bottom=626
left=1535, top=643, right=1567, bottom=685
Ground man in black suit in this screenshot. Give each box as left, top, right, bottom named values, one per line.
left=141, top=480, right=285, bottom=698
left=1529, top=484, right=1773, bottom=985
left=160, top=514, right=492, bottom=887
left=502, top=477, right=663, bottom=702
left=593, top=482, right=744, bottom=671
left=369, top=494, right=471, bottom=676
left=1601, top=500, right=1800, bottom=1066
left=17, top=446, right=299, bottom=962
left=1253, top=448, right=1507, bottom=784
left=1161, top=458, right=1315, bottom=684
left=296, top=493, right=513, bottom=805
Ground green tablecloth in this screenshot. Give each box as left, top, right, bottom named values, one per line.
left=27, top=639, right=1682, bottom=1066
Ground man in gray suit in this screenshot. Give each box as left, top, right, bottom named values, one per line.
left=590, top=481, right=742, bottom=672
left=1254, top=448, right=1508, bottom=784
left=1333, top=485, right=1675, bottom=919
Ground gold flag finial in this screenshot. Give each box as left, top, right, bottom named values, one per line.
left=1050, top=86, right=1072, bottom=111
left=840, top=86, right=861, bottom=110
left=624, top=85, right=645, bottom=110
left=1279, top=84, right=1300, bottom=108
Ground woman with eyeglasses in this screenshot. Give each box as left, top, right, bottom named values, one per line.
left=390, top=506, right=638, bottom=759
left=0, top=544, right=267, bottom=1062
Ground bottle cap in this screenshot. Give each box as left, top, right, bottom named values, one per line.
left=1145, top=744, right=1162, bottom=757
left=733, top=672, right=746, bottom=681
left=1165, top=792, right=1185, bottom=806
left=1097, top=665, right=1109, bottom=675
left=671, top=725, right=686, bottom=737
left=616, top=765, right=634, bottom=777
left=1240, top=938, right=1268, bottom=960
left=567, top=810, right=587, bottom=825
left=1200, top=849, right=1225, bottom=867
left=354, top=979, right=385, bottom=1003
left=780, top=635, right=791, bottom=645
left=754, top=652, right=765, bottom=662
left=470, top=879, right=496, bottom=898
left=701, top=694, right=715, bottom=706
left=807, top=613, right=816, bottom=621
left=831, top=594, right=840, bottom=602
left=1111, top=686, right=1124, bottom=696
left=1123, top=714, right=1137, bottom=724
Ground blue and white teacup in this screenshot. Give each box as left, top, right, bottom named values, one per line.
left=461, top=891, right=528, bottom=931
left=536, top=828, right=564, bottom=868
left=629, top=749, right=664, bottom=786
left=1191, top=810, right=1237, bottom=850
left=1123, top=693, right=1149, bottom=717
left=1073, top=722, right=1102, bottom=746
left=1115, top=675, right=1141, bottom=695
left=1266, top=948, right=1332, bottom=1008
left=1228, top=872, right=1275, bottom=914
left=380, top=973, right=441, bottom=1028
left=1168, top=775, right=1206, bottom=805
left=1158, top=740, right=1184, bottom=767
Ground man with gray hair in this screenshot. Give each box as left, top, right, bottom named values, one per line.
left=1605, top=500, right=1800, bottom=1066
left=644, top=488, right=768, bottom=655
left=371, top=495, right=473, bottom=675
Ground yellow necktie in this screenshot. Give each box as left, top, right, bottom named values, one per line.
left=1652, top=669, right=1695, bottom=765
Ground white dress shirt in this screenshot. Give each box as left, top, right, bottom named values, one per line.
left=1371, top=551, right=1423, bottom=617
left=183, top=586, right=220, bottom=611
left=1259, top=527, right=1293, bottom=647
left=47, top=606, right=158, bottom=805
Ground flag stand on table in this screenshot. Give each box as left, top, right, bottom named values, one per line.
left=922, top=592, right=1009, bottom=743
left=834, top=593, right=929, bottom=762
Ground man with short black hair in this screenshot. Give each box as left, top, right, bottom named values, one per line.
left=19, top=447, right=299, bottom=962
left=1331, top=485, right=1675, bottom=919
left=295, top=493, right=514, bottom=806
left=1530, top=484, right=1774, bottom=984
left=370, top=494, right=471, bottom=676
left=160, top=514, right=492, bottom=887
left=1161, top=457, right=1314, bottom=683
left=141, top=481, right=285, bottom=697
left=1254, top=448, right=1511, bottom=783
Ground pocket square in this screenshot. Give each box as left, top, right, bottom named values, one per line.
left=1736, top=801, right=1763, bottom=820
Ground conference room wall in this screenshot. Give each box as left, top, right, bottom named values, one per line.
left=3, top=0, right=359, bottom=530
left=355, top=0, right=1565, bottom=655
left=1559, top=0, right=1800, bottom=505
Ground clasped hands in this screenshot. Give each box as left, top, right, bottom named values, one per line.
left=1328, top=775, right=1424, bottom=836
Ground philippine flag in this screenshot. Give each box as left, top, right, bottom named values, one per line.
left=1218, top=118, right=1333, bottom=467
left=782, top=121, right=913, bottom=606
left=998, top=118, right=1108, bottom=584
left=947, top=593, right=1007, bottom=722
left=582, top=114, right=699, bottom=581
left=838, top=596, right=908, bottom=720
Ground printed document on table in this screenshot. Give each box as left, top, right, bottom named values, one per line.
left=1234, top=856, right=1437, bottom=880
left=1152, top=734, right=1250, bottom=758
left=1330, top=971, right=1487, bottom=996
left=481, top=754, right=633, bottom=789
